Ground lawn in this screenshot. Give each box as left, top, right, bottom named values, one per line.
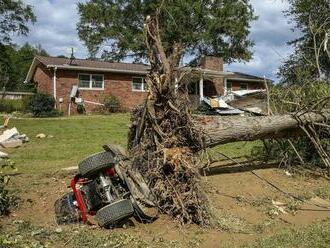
left=6, top=114, right=130, bottom=174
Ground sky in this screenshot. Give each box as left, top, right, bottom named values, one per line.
left=13, top=0, right=300, bottom=82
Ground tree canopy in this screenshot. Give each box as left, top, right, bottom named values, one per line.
left=0, top=43, right=48, bottom=91
left=77, top=0, right=256, bottom=64
left=278, top=0, right=330, bottom=85
left=0, top=0, right=36, bottom=45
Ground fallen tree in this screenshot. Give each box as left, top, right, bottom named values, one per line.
left=197, top=109, right=330, bottom=148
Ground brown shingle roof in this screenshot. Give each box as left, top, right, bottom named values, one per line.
left=228, top=72, right=272, bottom=82
left=36, top=56, right=150, bottom=73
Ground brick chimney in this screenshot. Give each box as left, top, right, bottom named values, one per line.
left=200, top=56, right=224, bottom=71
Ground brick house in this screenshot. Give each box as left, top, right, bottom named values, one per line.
left=25, top=55, right=268, bottom=114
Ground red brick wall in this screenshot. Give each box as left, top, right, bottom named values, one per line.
left=200, top=56, right=224, bottom=71
left=33, top=64, right=53, bottom=95
left=34, top=65, right=147, bottom=115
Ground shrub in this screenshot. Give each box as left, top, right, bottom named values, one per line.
left=103, top=95, right=121, bottom=113
left=0, top=162, right=19, bottom=216
left=0, top=99, right=23, bottom=113
left=26, top=93, right=62, bottom=117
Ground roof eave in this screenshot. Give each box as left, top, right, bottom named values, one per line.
left=227, top=77, right=272, bottom=83
left=46, top=64, right=148, bottom=75
left=24, top=57, right=39, bottom=83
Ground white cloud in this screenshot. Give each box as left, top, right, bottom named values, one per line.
left=14, top=0, right=298, bottom=82
left=14, top=0, right=88, bottom=58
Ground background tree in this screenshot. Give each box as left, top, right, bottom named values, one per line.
left=0, top=0, right=36, bottom=92
left=14, top=43, right=48, bottom=90
left=77, top=0, right=256, bottom=63
left=0, top=43, right=48, bottom=92
left=0, top=0, right=36, bottom=45
left=278, top=0, right=330, bottom=85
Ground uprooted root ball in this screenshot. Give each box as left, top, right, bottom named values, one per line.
left=128, top=103, right=210, bottom=225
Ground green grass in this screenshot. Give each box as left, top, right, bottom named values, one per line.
left=210, top=140, right=261, bottom=159
left=6, top=114, right=130, bottom=173
left=244, top=221, right=330, bottom=248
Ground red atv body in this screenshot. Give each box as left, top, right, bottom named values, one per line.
left=55, top=145, right=158, bottom=227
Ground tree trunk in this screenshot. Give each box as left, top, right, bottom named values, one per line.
left=197, top=109, right=330, bottom=149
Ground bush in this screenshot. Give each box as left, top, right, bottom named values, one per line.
left=0, top=99, right=23, bottom=113
left=0, top=163, right=19, bottom=216
left=103, top=95, right=121, bottom=113
left=26, top=93, right=62, bottom=117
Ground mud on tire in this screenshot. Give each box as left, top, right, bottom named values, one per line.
left=96, top=199, right=134, bottom=227
left=78, top=152, right=115, bottom=177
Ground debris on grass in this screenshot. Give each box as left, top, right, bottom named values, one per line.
left=271, top=200, right=288, bottom=214
left=0, top=127, right=29, bottom=148
left=36, top=133, right=46, bottom=139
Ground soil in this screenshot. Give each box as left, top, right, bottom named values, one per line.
left=1, top=160, right=330, bottom=247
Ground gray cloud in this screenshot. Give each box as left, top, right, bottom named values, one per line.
left=227, top=0, right=299, bottom=81
left=14, top=0, right=298, bottom=82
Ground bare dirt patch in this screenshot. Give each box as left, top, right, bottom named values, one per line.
left=1, top=163, right=330, bottom=247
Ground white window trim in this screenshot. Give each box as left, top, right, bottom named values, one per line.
left=132, top=77, right=146, bottom=92
left=78, top=73, right=104, bottom=90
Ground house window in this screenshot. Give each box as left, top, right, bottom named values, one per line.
left=132, top=77, right=147, bottom=92
left=78, top=74, right=104, bottom=89
left=226, top=81, right=232, bottom=93
left=240, top=83, right=248, bottom=90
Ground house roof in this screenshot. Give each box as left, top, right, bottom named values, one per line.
left=25, top=56, right=150, bottom=83
left=227, top=72, right=272, bottom=82
left=25, top=55, right=272, bottom=84
left=36, top=56, right=150, bottom=73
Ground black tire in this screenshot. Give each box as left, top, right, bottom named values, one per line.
left=78, top=151, right=115, bottom=177
left=96, top=199, right=134, bottom=227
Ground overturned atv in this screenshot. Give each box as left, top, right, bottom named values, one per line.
left=55, top=144, right=158, bottom=228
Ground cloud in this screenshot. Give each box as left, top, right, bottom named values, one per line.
left=14, top=0, right=298, bottom=82
left=14, top=0, right=88, bottom=58
left=227, top=0, right=299, bottom=81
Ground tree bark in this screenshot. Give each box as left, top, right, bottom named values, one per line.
left=196, top=109, right=330, bottom=149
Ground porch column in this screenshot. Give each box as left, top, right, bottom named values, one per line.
left=224, top=78, right=227, bottom=96
left=199, top=75, right=204, bottom=102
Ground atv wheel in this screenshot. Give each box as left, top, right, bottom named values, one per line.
left=78, top=152, right=115, bottom=177
left=96, top=199, right=134, bottom=227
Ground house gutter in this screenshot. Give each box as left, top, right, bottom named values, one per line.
left=53, top=66, right=57, bottom=102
